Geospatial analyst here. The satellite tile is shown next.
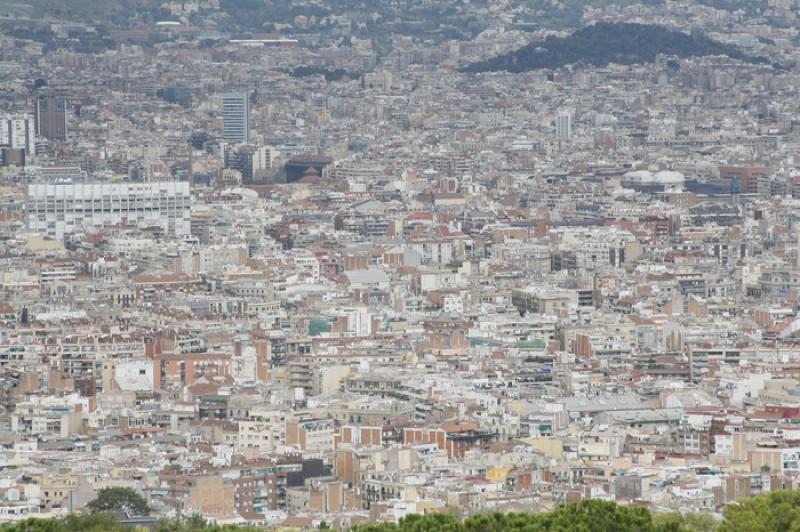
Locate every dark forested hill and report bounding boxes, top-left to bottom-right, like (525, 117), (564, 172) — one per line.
(463, 22), (766, 73)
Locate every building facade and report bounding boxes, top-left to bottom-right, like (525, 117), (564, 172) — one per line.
(222, 92), (250, 144)
(26, 181), (191, 240)
(35, 97), (68, 141)
(0, 115), (36, 157)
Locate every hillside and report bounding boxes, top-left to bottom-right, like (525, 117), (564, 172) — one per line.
(463, 22), (766, 73)
(6, 0), (161, 26)
(5, 0), (488, 39)
(3, 0), (489, 55)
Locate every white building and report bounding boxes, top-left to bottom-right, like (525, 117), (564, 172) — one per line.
(26, 181), (191, 240)
(252, 146), (280, 179)
(339, 306), (372, 337)
(443, 294), (464, 314)
(222, 92), (250, 144)
(556, 109), (573, 141)
(112, 359), (155, 391)
(0, 115), (36, 157)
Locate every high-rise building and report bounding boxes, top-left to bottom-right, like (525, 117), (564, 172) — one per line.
(222, 92), (250, 144)
(0, 115), (36, 157)
(26, 181), (191, 240)
(35, 97), (68, 141)
(556, 109), (573, 141)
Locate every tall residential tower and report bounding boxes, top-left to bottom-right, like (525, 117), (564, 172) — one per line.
(556, 109), (573, 141)
(222, 92), (250, 144)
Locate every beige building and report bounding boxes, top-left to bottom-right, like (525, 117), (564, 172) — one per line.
(237, 406), (286, 452)
(185, 476), (236, 518)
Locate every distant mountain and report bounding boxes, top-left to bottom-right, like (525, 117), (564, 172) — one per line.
(463, 22), (768, 73)
(4, 0), (489, 53)
(8, 0), (160, 25)
(0, 0), (162, 53)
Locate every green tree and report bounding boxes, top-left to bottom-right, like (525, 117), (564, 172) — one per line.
(0, 517), (66, 532)
(152, 514), (266, 532)
(62, 513), (127, 532)
(544, 500), (658, 532)
(351, 513), (465, 532)
(464, 512), (549, 532)
(85, 487), (150, 516)
(720, 491), (800, 532)
(351, 524), (400, 532)
(352, 502), (701, 532)
(154, 514), (209, 532)
(653, 512), (718, 532)
(0, 513), (128, 532)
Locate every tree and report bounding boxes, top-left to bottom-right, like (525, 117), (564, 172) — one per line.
(85, 487), (150, 516)
(354, 504), (662, 532)
(653, 512), (718, 532)
(720, 491), (800, 532)
(153, 515), (264, 532)
(0, 513), (127, 532)
(0, 517), (66, 532)
(401, 513), (463, 531)
(464, 512), (546, 532)
(352, 502), (710, 532)
(351, 524), (401, 532)
(682, 513), (718, 532)
(154, 514), (208, 532)
(62, 513), (127, 532)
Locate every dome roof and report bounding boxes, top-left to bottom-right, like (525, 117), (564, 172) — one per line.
(623, 170), (654, 183)
(654, 170), (684, 183)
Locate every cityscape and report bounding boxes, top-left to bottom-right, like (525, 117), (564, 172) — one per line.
(3, 0), (800, 530)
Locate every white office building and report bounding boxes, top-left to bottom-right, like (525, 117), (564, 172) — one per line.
(26, 181), (191, 240)
(222, 92), (250, 144)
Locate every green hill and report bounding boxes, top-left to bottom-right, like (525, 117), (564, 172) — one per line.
(463, 22), (767, 73)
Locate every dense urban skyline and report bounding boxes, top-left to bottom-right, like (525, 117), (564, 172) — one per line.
(2, 0), (800, 530)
